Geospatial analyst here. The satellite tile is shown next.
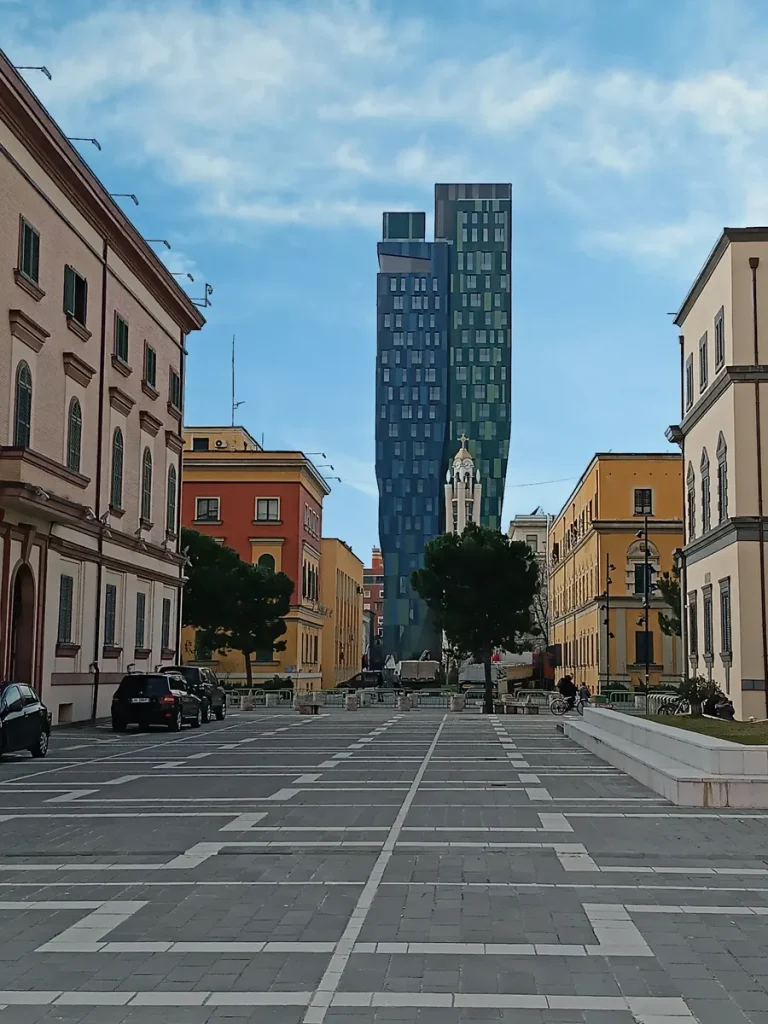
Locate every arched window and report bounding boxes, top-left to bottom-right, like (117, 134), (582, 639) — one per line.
(687, 462), (696, 541)
(258, 553), (276, 572)
(110, 429), (124, 509)
(141, 448), (153, 523)
(14, 362), (32, 448)
(166, 464), (177, 534)
(66, 398), (82, 473)
(700, 449), (710, 534)
(717, 432), (728, 522)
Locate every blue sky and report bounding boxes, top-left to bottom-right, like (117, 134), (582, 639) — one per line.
(5, 0), (768, 562)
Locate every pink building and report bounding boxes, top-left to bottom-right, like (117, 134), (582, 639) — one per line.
(0, 53), (204, 722)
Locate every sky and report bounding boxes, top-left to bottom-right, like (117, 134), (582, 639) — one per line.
(5, 0), (768, 563)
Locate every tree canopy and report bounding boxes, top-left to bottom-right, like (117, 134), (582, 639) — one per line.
(656, 563), (682, 638)
(181, 527), (293, 685)
(411, 523), (540, 712)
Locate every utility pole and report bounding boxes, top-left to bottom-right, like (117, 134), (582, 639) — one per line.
(601, 553), (615, 695)
(644, 511), (651, 702)
(231, 335), (244, 427)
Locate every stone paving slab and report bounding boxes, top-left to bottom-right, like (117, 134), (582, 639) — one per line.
(3, 710), (768, 1021)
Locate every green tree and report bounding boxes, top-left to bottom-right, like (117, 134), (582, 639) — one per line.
(181, 527), (294, 686)
(656, 563), (682, 638)
(411, 523), (540, 714)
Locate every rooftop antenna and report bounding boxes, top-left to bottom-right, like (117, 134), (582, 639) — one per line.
(231, 335), (244, 427)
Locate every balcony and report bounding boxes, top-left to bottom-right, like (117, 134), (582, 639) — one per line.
(0, 446), (90, 517)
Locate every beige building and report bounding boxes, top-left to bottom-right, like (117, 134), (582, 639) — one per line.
(508, 511), (551, 646)
(444, 435), (482, 534)
(669, 227), (768, 720)
(320, 538), (364, 688)
(549, 454), (683, 692)
(0, 53), (205, 722)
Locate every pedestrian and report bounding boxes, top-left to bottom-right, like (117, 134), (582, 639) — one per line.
(578, 682), (591, 705)
(557, 675), (578, 711)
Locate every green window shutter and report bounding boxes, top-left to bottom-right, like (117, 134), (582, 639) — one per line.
(63, 265), (75, 315)
(31, 228), (40, 283)
(67, 400), (82, 472)
(57, 575), (74, 643)
(135, 592), (146, 649)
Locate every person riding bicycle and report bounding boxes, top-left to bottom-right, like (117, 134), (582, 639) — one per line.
(557, 675), (578, 711)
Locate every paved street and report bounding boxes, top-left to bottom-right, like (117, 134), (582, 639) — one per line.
(1, 711), (768, 1022)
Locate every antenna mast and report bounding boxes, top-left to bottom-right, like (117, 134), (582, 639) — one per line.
(231, 335), (245, 426)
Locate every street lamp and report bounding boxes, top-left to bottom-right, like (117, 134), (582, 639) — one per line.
(599, 556), (616, 694)
(110, 193), (139, 205)
(146, 239), (171, 249)
(67, 137), (101, 150)
(636, 510), (657, 709)
(14, 66), (52, 79)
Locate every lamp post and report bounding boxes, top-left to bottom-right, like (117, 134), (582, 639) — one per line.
(636, 508), (656, 710)
(600, 555), (616, 695)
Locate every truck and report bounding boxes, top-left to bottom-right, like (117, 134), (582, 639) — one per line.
(396, 660), (441, 690)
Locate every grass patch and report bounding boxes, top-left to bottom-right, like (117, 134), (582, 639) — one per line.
(645, 715), (768, 745)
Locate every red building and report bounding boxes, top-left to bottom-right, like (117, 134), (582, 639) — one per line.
(363, 546), (384, 640)
(181, 427), (330, 688)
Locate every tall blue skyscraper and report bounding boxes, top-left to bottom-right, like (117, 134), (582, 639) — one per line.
(375, 185), (512, 661)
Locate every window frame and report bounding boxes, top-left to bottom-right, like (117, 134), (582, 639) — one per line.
(66, 397), (82, 473)
(14, 361), (32, 449)
(717, 432), (728, 523)
(103, 583), (118, 648)
(143, 343), (157, 389)
(18, 217), (41, 285)
(256, 497), (280, 522)
(63, 265), (88, 326)
(114, 313), (129, 363)
(57, 574), (74, 645)
(161, 597), (172, 651)
(703, 585), (714, 657)
(699, 331), (708, 392)
(688, 591), (698, 656)
(110, 428), (124, 510)
(633, 487), (653, 516)
(719, 577), (732, 655)
(714, 306), (725, 370)
(166, 464), (177, 535)
(685, 354), (694, 410)
(140, 447), (153, 524)
(195, 496), (220, 523)
(169, 368), (182, 410)
(135, 591), (147, 651)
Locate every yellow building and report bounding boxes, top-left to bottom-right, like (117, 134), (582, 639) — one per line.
(180, 426), (330, 690)
(320, 538), (364, 688)
(549, 453), (683, 692)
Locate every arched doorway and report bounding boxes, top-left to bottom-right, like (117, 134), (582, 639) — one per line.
(9, 564), (35, 683)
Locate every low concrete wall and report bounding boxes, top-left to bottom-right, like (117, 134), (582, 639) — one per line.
(564, 708), (768, 808)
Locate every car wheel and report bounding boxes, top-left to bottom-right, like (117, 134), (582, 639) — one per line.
(112, 718), (127, 732)
(201, 704), (210, 724)
(30, 729), (49, 758)
(169, 709), (182, 732)
(215, 703), (226, 721)
(191, 706), (202, 729)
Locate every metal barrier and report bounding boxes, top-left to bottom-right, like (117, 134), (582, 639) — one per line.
(512, 689), (552, 706)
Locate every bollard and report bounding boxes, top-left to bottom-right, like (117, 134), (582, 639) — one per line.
(396, 693), (411, 711)
(265, 693), (278, 708)
(360, 689), (373, 707)
(345, 693), (359, 711)
(450, 694), (465, 713)
(242, 692), (254, 712)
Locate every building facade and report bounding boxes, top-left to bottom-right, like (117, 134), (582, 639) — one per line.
(180, 427), (330, 689)
(375, 184), (512, 661)
(363, 546), (383, 638)
(548, 454), (683, 692)
(668, 228), (768, 720)
(320, 538), (364, 688)
(0, 53), (204, 724)
(508, 511), (551, 656)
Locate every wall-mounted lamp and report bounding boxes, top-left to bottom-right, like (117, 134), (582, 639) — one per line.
(146, 239), (171, 249)
(67, 137), (101, 150)
(110, 193), (139, 206)
(14, 65), (51, 79)
(192, 283), (213, 308)
(324, 476), (342, 483)
(171, 272), (195, 282)
(307, 452), (327, 458)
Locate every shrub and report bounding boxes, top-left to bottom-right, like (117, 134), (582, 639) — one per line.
(679, 675), (718, 715)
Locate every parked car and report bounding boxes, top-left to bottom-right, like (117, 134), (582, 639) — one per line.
(335, 670), (384, 691)
(111, 674), (201, 732)
(159, 665), (226, 722)
(0, 682), (51, 758)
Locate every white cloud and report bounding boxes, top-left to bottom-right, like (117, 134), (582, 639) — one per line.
(9, 0), (768, 266)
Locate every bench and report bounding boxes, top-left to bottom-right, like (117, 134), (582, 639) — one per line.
(494, 699), (539, 715)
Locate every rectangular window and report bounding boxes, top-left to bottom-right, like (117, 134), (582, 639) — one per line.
(634, 631), (654, 665)
(634, 488), (653, 515)
(525, 534), (538, 552)
(64, 265), (88, 326)
(703, 587), (713, 656)
(685, 355), (693, 409)
(143, 344), (157, 388)
(715, 307), (725, 369)
(169, 369), (182, 410)
(19, 218), (40, 284)
(57, 574), (74, 644)
(135, 592), (146, 650)
(699, 332), (708, 391)
(114, 314), (129, 362)
(161, 597), (172, 650)
(389, 277), (397, 292)
(634, 563), (652, 595)
(256, 498), (280, 521)
(195, 497), (220, 522)
(719, 578), (732, 654)
(428, 386), (441, 400)
(191, 436), (209, 451)
(688, 592), (698, 656)
(104, 584), (117, 647)
(702, 473), (711, 533)
(383, 314), (391, 328)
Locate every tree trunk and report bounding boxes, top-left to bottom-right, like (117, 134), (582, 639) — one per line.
(483, 653), (494, 715)
(244, 652), (253, 690)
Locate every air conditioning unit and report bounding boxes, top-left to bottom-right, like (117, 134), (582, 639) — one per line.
(215, 439), (226, 449)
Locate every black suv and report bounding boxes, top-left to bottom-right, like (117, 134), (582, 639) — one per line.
(112, 674), (202, 732)
(0, 682), (51, 758)
(160, 666), (226, 723)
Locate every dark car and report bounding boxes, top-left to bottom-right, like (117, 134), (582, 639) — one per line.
(111, 674), (201, 732)
(0, 682), (51, 758)
(159, 665), (226, 722)
(335, 670), (385, 691)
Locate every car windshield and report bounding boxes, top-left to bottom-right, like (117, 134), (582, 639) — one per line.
(163, 667), (198, 684)
(116, 677), (170, 698)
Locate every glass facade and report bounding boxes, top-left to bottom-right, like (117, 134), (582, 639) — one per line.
(375, 185), (512, 661)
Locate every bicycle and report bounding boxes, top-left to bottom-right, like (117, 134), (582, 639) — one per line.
(656, 695), (691, 716)
(550, 696), (587, 716)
